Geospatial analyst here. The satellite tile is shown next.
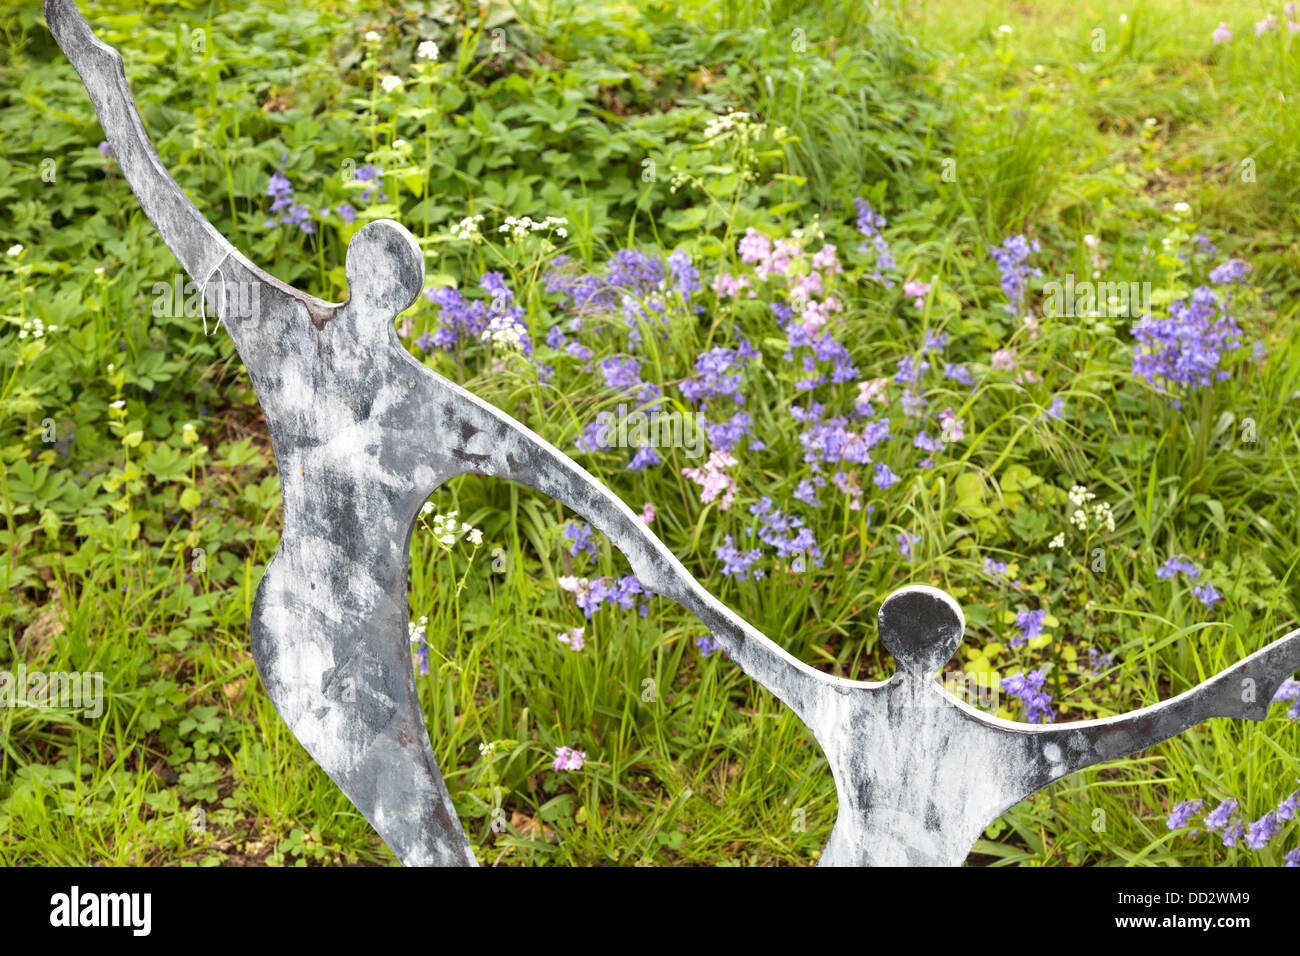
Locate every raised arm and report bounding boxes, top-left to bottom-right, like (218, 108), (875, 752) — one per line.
(44, 0), (333, 346)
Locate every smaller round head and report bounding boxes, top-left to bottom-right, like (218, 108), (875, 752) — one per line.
(878, 585), (965, 676)
(343, 219), (425, 321)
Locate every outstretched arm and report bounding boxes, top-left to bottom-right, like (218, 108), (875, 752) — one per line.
(983, 627), (1300, 789)
(413, 363), (830, 718)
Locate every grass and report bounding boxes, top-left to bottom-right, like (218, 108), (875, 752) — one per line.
(1, 0), (1298, 867)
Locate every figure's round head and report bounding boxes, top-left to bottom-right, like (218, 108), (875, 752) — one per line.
(343, 219), (425, 320)
(878, 585), (965, 676)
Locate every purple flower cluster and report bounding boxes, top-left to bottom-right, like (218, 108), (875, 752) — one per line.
(422, 272), (532, 357)
(563, 520), (598, 564)
(1156, 554), (1221, 607)
(1000, 669), (1055, 723)
(1208, 258), (1249, 286)
(696, 633), (722, 656)
(717, 534), (764, 580)
(1131, 286), (1243, 408)
(546, 248), (699, 348)
(1010, 608), (1048, 649)
(990, 235), (1042, 315)
(853, 198), (896, 286)
(1157, 554), (1200, 579)
(680, 342), (758, 409)
(1168, 783), (1300, 856)
(264, 158), (316, 234)
(1273, 677), (1300, 720)
(559, 574), (649, 619)
(897, 531), (920, 562)
(748, 497), (824, 567)
(1166, 799), (1204, 830)
(1087, 647), (1116, 675)
(793, 402), (891, 474)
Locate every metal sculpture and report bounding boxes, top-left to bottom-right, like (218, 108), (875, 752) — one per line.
(45, 0), (1300, 867)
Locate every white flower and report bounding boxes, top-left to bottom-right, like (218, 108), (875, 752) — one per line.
(1173, 201), (1191, 215)
(997, 24), (1013, 35)
(450, 214), (485, 243)
(703, 110), (765, 144)
(1067, 484), (1095, 507)
(498, 214), (568, 242)
(364, 30), (381, 44)
(478, 741), (496, 756)
(480, 314), (526, 351)
(467, 528), (483, 546)
(421, 502), (435, 515)
(1070, 508), (1089, 530)
(109, 399), (126, 409)
(1092, 501), (1116, 533)
(6, 244), (22, 257)
(380, 75), (403, 94)
(1032, 64), (1045, 74)
(557, 626), (586, 651)
(392, 139), (408, 150)
(417, 40), (439, 61)
(94, 266), (105, 276)
(1048, 532), (1066, 549)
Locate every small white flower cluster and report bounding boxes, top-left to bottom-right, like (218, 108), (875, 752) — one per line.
(7, 244), (23, 257)
(1067, 484), (1095, 507)
(408, 615), (428, 644)
(417, 40), (439, 61)
(480, 314), (528, 352)
(1062, 484), (1116, 534)
(18, 318), (57, 339)
(450, 214), (485, 243)
(498, 215), (568, 241)
(478, 741), (496, 756)
(364, 30), (382, 44)
(1048, 532), (1066, 549)
(380, 74), (403, 94)
(420, 505), (484, 548)
(703, 109), (765, 144)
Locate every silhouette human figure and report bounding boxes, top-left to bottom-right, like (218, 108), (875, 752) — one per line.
(47, 0), (1300, 868)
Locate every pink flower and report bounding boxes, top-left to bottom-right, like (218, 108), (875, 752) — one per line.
(756, 238), (797, 280)
(798, 295), (842, 336)
(790, 270), (825, 302)
(1287, 2), (1297, 18)
(557, 575), (590, 597)
(711, 271), (743, 298)
(738, 228), (772, 265)
(681, 451), (739, 510)
(857, 377), (889, 405)
(1255, 16), (1278, 34)
(1211, 21), (1231, 42)
(938, 407), (965, 443)
(552, 746), (586, 772)
(811, 243), (843, 274)
(991, 348), (1017, 371)
(639, 502), (656, 524)
(902, 279), (931, 309)
(557, 626), (586, 651)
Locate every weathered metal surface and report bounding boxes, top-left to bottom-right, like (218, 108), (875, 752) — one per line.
(46, 0), (1300, 868)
